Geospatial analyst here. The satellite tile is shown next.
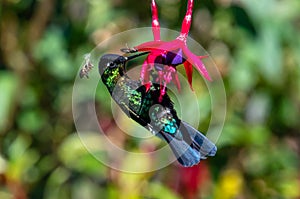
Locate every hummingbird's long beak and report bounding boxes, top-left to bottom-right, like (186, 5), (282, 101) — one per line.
(125, 51), (149, 61)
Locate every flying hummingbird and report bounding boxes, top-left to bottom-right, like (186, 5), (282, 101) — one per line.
(88, 52), (217, 167)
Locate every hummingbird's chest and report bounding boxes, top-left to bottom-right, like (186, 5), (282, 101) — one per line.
(111, 76), (155, 121)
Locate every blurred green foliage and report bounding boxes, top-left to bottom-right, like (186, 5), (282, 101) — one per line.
(0, 0), (300, 199)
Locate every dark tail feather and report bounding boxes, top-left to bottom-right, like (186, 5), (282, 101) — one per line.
(181, 121), (217, 158)
(157, 121), (217, 167)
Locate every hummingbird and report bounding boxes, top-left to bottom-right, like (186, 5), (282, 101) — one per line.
(94, 52), (217, 167)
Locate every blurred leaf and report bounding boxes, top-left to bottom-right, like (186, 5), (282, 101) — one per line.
(217, 121), (243, 147)
(0, 192), (13, 199)
(219, 121), (271, 147)
(117, 151), (153, 199)
(120, 149), (152, 173)
(17, 108), (47, 133)
(258, 24), (282, 84)
(279, 179), (300, 198)
(86, 0), (112, 32)
(58, 133), (107, 176)
(44, 167), (71, 199)
(37, 155), (57, 175)
(0, 154), (7, 174)
(107, 185), (119, 199)
(72, 179), (101, 199)
(33, 27), (75, 80)
(243, 140), (299, 190)
(6, 135), (40, 182)
(243, 147), (269, 176)
(19, 86), (38, 107)
(278, 97), (298, 127)
(230, 42), (258, 92)
(54, 85), (73, 115)
(7, 134), (31, 160)
(247, 126), (270, 146)
(146, 182), (181, 199)
(0, 72), (18, 132)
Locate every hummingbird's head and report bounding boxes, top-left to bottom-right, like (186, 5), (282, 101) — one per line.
(98, 54), (127, 76)
(98, 52), (149, 76)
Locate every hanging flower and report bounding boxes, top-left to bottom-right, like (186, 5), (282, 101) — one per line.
(122, 0), (211, 101)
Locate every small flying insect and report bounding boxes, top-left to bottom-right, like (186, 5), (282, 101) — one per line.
(79, 54), (94, 79)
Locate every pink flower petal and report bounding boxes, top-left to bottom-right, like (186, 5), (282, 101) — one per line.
(157, 39), (182, 52)
(183, 61), (193, 90)
(172, 71), (181, 92)
(182, 46), (211, 81)
(135, 41), (167, 51)
(140, 59), (150, 84)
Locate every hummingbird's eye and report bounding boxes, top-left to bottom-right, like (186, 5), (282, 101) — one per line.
(105, 62), (113, 67)
(108, 62), (117, 67)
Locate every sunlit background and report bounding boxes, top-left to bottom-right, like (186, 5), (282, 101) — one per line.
(1, 0), (300, 198)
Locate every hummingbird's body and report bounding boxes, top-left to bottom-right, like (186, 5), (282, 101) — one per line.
(98, 53), (216, 167)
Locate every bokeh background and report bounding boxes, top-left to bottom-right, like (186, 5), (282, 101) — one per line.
(1, 0), (300, 198)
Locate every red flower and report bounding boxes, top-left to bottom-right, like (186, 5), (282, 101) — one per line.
(165, 163), (212, 199)
(123, 0), (211, 101)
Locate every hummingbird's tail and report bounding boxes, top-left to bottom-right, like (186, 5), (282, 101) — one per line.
(159, 121), (217, 167)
